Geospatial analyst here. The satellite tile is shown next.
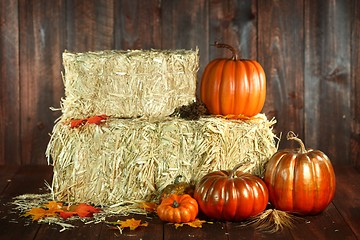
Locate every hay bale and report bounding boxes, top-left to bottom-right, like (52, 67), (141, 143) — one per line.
(46, 114), (277, 209)
(61, 49), (199, 119)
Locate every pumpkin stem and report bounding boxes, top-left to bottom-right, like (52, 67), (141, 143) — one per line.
(212, 41), (239, 60)
(286, 131), (307, 153)
(229, 163), (245, 178)
(174, 175), (183, 184)
(172, 200), (179, 208)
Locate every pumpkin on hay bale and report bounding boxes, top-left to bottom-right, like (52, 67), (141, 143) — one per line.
(200, 42), (266, 118)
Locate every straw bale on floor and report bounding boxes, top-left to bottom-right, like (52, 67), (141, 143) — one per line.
(46, 114), (277, 210)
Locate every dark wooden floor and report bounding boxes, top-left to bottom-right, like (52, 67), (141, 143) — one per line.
(0, 165), (359, 240)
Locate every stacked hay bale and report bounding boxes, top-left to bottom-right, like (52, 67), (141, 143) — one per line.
(60, 49), (199, 119)
(46, 48), (277, 211)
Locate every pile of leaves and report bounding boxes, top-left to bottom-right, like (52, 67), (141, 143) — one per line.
(23, 201), (100, 221)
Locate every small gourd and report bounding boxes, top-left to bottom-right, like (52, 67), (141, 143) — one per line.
(160, 175), (194, 202)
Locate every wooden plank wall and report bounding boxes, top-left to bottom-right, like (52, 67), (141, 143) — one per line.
(1, 0), (359, 167)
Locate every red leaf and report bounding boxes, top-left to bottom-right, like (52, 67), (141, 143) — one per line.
(87, 115), (109, 125)
(60, 203), (100, 219)
(74, 203), (100, 218)
(59, 211), (75, 220)
(70, 119), (87, 128)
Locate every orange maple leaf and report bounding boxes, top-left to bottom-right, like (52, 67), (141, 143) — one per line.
(60, 203), (100, 219)
(108, 218), (148, 231)
(44, 201), (63, 211)
(23, 207), (48, 221)
(137, 201), (158, 213)
(173, 219), (211, 229)
(23, 201), (63, 221)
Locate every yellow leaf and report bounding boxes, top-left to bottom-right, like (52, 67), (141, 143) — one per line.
(173, 219), (210, 229)
(23, 201), (64, 221)
(137, 201), (158, 213)
(187, 219), (208, 228)
(114, 218), (148, 231)
(23, 207), (48, 221)
(44, 201), (63, 214)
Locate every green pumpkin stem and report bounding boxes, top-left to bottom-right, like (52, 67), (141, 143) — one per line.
(286, 131), (307, 153)
(212, 41), (239, 61)
(172, 200), (179, 208)
(174, 175), (183, 184)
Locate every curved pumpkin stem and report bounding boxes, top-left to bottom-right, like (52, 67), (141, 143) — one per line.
(212, 41), (239, 60)
(286, 131), (307, 153)
(229, 163), (245, 178)
(172, 200), (179, 208)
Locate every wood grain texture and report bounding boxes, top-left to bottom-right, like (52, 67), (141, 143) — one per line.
(0, 166), (19, 194)
(114, 0), (162, 50)
(36, 219), (103, 240)
(163, 220), (227, 240)
(304, 0), (352, 165)
(100, 215), (164, 240)
(66, 0), (115, 52)
(1, 166), (359, 239)
(0, 0), (20, 165)
(258, 0), (304, 149)
(0, 166), (52, 240)
(331, 166), (360, 237)
(289, 203), (357, 239)
(351, 0), (360, 167)
(209, 0), (257, 60)
(0, 0), (359, 166)
(226, 222), (293, 240)
(18, 0), (65, 165)
(161, 0), (208, 50)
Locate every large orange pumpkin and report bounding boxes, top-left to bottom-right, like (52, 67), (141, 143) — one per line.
(200, 42), (266, 117)
(264, 132), (336, 215)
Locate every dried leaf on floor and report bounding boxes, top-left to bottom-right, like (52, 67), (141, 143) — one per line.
(107, 218), (149, 231)
(173, 219), (211, 229)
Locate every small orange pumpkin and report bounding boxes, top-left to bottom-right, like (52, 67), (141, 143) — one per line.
(157, 194), (198, 223)
(200, 42), (266, 118)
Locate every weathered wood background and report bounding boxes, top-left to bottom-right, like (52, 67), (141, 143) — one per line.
(1, 0), (359, 167)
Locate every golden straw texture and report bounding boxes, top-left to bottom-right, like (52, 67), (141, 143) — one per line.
(61, 49), (199, 119)
(46, 114), (277, 211)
